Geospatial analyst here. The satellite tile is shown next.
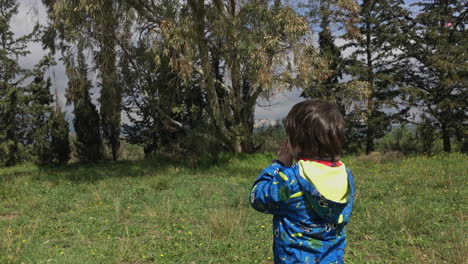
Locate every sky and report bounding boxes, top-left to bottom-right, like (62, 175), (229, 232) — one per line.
(12, 0), (421, 125)
(13, 0), (74, 120)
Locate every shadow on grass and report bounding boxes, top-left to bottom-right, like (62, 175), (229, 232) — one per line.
(0, 164), (39, 183)
(34, 154), (179, 183)
(31, 152), (273, 183)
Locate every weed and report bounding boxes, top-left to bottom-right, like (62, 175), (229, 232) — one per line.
(207, 206), (245, 238)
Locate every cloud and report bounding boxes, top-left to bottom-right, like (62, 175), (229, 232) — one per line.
(13, 0), (48, 69)
(11, 1), (77, 130)
(255, 89), (304, 121)
(11, 0), (46, 36)
(335, 37), (355, 58)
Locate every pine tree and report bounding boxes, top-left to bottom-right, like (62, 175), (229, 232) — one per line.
(66, 43), (103, 163)
(20, 55), (60, 165)
(42, 0), (124, 160)
(303, 2), (345, 114)
(397, 0), (467, 152)
(344, 0), (409, 154)
(96, 1), (121, 161)
(28, 75), (53, 164)
(18, 54), (71, 166)
(28, 76), (71, 166)
(49, 89), (71, 165)
(0, 0), (37, 166)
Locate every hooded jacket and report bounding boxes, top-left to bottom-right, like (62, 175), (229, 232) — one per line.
(250, 159), (355, 264)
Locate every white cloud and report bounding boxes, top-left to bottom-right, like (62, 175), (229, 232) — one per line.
(255, 89), (304, 121)
(335, 37), (355, 58)
(11, 0), (44, 34)
(13, 0), (48, 69)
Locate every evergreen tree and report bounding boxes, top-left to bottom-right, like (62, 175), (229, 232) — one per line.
(416, 114), (436, 154)
(21, 56), (61, 165)
(96, 1), (121, 161)
(0, 0), (37, 166)
(66, 43), (103, 163)
(28, 75), (53, 164)
(49, 90), (71, 165)
(397, 0), (467, 152)
(28, 74), (71, 166)
(42, 0), (124, 160)
(302, 2), (345, 114)
(344, 0), (409, 154)
(121, 29), (206, 156)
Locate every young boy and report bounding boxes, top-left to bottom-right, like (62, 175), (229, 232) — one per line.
(250, 99), (354, 264)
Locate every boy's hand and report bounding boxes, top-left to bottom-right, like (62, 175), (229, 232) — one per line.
(277, 140), (293, 167)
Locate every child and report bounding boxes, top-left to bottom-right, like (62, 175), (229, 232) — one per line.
(250, 99), (355, 264)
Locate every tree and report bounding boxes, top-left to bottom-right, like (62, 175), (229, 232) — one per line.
(27, 74), (53, 164)
(65, 43), (103, 163)
(416, 114), (436, 154)
(43, 0), (361, 155)
(0, 0), (38, 166)
(344, 0), (409, 154)
(19, 55), (68, 165)
(126, 0), (313, 153)
(29, 77), (71, 166)
(42, 0), (123, 160)
(301, 1), (346, 115)
(397, 0), (467, 152)
(120, 28), (206, 156)
(95, 1), (121, 161)
(49, 91), (71, 165)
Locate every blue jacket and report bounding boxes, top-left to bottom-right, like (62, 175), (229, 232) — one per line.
(250, 160), (355, 264)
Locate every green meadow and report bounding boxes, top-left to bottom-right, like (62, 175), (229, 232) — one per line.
(0, 153), (466, 263)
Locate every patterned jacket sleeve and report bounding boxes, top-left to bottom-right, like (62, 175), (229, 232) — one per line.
(250, 161), (293, 215)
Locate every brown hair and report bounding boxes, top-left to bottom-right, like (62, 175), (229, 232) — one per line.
(284, 99), (344, 161)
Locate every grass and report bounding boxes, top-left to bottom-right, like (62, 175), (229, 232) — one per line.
(0, 153), (466, 263)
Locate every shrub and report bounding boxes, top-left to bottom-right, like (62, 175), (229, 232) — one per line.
(377, 125), (418, 154)
(253, 121), (286, 153)
(415, 115), (436, 154)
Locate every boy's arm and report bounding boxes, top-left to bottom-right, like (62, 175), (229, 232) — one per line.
(249, 160), (293, 215)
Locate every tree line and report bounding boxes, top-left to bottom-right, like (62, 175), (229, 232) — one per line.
(0, 0), (466, 167)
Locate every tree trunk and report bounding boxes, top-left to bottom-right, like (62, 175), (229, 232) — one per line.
(461, 138), (468, 154)
(4, 91), (20, 167)
(240, 78), (256, 153)
(441, 122), (451, 152)
(240, 110), (255, 153)
(189, 0), (234, 151)
(365, 125), (374, 154)
(98, 1), (121, 161)
(365, 19), (375, 155)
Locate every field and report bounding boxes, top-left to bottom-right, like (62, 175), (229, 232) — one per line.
(0, 153), (466, 263)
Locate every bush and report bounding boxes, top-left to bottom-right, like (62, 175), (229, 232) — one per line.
(179, 125), (227, 165)
(377, 125), (418, 155)
(355, 151), (406, 163)
(415, 115), (436, 154)
(253, 122), (286, 153)
(118, 141), (145, 160)
(49, 110), (71, 165)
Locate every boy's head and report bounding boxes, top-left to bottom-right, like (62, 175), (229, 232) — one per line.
(284, 99), (344, 161)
